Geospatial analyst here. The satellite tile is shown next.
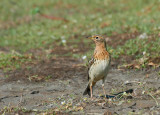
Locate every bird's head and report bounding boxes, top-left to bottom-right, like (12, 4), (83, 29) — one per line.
(88, 35), (105, 45)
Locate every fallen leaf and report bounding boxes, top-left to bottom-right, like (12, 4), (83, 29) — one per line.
(148, 62), (156, 66)
(135, 65), (140, 69)
(75, 106), (83, 111)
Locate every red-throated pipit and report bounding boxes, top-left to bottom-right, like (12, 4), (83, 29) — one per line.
(83, 35), (111, 98)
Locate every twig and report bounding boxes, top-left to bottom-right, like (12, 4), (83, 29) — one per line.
(148, 93), (159, 106)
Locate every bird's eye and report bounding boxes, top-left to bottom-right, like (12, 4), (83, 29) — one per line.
(95, 37), (99, 39)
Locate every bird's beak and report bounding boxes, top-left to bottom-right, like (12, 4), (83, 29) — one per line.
(87, 36), (93, 40)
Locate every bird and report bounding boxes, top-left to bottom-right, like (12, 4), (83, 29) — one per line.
(83, 35), (111, 98)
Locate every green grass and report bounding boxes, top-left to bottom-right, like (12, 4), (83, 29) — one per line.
(0, 0), (160, 70)
(111, 36), (160, 59)
(0, 51), (32, 71)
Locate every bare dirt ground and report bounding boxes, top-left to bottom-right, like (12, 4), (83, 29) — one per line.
(0, 57), (160, 114)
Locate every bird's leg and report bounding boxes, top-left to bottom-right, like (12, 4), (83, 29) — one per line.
(90, 84), (93, 98)
(102, 79), (106, 98)
(102, 84), (106, 97)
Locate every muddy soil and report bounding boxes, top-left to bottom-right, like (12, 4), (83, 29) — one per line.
(0, 58), (160, 114)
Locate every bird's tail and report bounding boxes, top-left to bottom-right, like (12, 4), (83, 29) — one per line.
(83, 84), (91, 96)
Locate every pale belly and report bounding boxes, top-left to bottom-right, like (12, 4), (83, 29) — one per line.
(89, 60), (110, 81)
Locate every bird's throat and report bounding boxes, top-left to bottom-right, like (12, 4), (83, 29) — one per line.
(94, 42), (106, 53)
(94, 43), (109, 60)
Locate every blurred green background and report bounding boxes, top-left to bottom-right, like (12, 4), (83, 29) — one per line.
(0, 0), (160, 70)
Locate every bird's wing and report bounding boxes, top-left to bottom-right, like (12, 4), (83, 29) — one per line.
(87, 57), (94, 80)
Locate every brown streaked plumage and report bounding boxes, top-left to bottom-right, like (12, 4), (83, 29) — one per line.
(83, 35), (111, 98)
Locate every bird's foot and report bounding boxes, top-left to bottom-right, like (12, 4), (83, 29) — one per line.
(90, 97), (97, 101)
